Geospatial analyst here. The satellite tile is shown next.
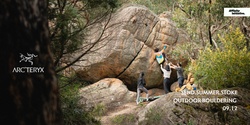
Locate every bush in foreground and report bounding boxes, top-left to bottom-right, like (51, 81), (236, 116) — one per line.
(191, 27), (250, 89)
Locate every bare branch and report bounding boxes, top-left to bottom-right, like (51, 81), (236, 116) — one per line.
(212, 39), (218, 49)
(56, 9), (114, 73)
(210, 20), (230, 35)
(175, 3), (192, 19)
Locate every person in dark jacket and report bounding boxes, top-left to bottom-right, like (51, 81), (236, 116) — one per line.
(136, 72), (149, 104)
(171, 62), (184, 88)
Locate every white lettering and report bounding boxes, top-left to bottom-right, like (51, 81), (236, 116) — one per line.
(173, 97), (237, 103)
(221, 90), (237, 95)
(12, 67), (44, 73)
(12, 67), (24, 73)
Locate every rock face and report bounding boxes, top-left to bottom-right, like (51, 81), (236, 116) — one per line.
(72, 5), (191, 90)
(79, 79), (250, 125)
(79, 78), (136, 111)
(79, 78), (165, 125)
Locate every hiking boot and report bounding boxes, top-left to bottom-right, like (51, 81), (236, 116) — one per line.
(136, 101), (139, 105)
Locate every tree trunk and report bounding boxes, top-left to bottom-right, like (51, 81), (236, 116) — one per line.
(208, 0), (213, 47)
(0, 0), (61, 125)
(241, 17), (250, 50)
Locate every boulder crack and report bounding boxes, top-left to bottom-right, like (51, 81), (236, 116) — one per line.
(116, 19), (159, 78)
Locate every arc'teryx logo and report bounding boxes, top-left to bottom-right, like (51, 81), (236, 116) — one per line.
(19, 53), (37, 65)
(12, 53), (44, 73)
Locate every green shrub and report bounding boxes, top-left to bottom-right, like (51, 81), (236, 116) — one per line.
(112, 114), (136, 125)
(59, 75), (100, 125)
(130, 0), (174, 14)
(143, 107), (163, 125)
(91, 103), (107, 117)
(169, 42), (201, 61)
(191, 27), (250, 89)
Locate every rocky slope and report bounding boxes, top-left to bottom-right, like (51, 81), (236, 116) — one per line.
(79, 78), (250, 125)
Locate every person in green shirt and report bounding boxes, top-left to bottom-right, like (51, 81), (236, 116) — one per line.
(152, 44), (168, 65)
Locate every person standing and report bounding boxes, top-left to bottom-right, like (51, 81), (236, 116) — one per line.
(171, 62), (184, 88)
(136, 72), (149, 104)
(160, 63), (174, 94)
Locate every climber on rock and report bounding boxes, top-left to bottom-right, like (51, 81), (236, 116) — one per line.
(151, 44), (168, 65)
(136, 72), (149, 104)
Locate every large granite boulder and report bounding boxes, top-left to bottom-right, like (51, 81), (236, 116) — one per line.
(71, 5), (191, 90)
(78, 78), (136, 111)
(78, 78), (165, 111)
